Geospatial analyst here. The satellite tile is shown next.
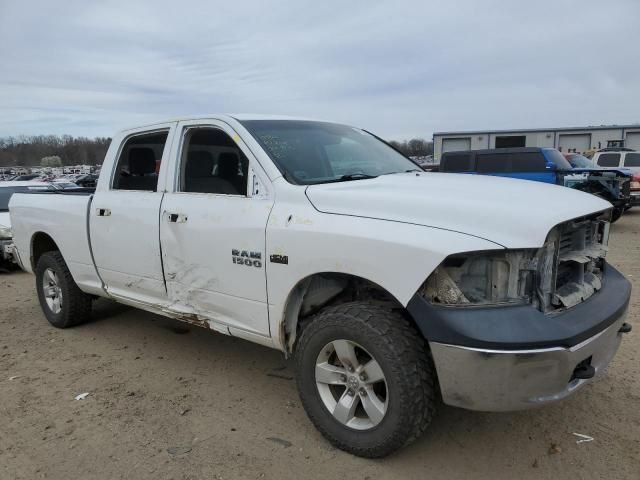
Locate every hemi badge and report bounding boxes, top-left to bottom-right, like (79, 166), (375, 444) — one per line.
(270, 254), (288, 265)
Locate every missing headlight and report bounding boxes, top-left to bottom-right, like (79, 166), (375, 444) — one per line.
(421, 250), (537, 306)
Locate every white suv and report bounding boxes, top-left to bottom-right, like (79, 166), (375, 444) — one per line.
(592, 150), (640, 173)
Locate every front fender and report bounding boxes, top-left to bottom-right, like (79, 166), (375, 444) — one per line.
(265, 195), (503, 349)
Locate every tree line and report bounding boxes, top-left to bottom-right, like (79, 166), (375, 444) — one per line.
(388, 138), (433, 157)
(0, 135), (111, 167)
(0, 133), (434, 168)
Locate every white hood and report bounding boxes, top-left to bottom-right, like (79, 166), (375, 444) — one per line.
(305, 172), (611, 248)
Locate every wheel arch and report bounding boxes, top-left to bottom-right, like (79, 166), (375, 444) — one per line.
(31, 231), (60, 271)
(279, 272), (407, 354)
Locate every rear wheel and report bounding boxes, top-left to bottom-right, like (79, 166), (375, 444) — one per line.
(35, 251), (92, 328)
(294, 301), (437, 458)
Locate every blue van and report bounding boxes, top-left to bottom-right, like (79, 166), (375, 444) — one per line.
(439, 147), (631, 221)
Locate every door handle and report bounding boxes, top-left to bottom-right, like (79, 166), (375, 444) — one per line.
(96, 208), (111, 217)
(167, 212), (188, 223)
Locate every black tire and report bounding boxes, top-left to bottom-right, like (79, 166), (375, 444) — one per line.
(294, 301), (437, 458)
(611, 207), (623, 223)
(35, 251), (92, 328)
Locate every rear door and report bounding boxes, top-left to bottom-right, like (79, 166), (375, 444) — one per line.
(159, 120), (274, 337)
(90, 125), (175, 304)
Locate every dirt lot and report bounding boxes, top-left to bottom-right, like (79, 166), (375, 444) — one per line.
(1, 211), (639, 480)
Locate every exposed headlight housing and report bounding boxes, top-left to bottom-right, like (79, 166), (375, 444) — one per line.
(420, 210), (611, 311)
(421, 250), (537, 307)
(0, 225), (11, 240)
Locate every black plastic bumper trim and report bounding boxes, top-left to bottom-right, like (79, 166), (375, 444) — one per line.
(407, 264), (631, 350)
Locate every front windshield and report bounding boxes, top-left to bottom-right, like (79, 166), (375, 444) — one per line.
(240, 120), (419, 184)
(567, 154), (594, 169)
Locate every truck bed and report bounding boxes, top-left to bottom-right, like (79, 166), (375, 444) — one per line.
(9, 191), (104, 296)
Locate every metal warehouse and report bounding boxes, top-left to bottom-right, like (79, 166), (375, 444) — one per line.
(433, 124), (640, 160)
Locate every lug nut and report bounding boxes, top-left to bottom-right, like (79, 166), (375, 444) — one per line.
(359, 374), (367, 381)
(347, 389), (354, 396)
(359, 388), (367, 396)
(340, 374), (347, 382)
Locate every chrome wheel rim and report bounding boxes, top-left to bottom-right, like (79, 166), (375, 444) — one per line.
(315, 339), (388, 430)
(42, 268), (63, 314)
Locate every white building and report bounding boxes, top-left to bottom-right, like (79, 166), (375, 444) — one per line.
(433, 124), (640, 160)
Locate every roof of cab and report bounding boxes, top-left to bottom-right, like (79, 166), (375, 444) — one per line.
(119, 113), (323, 133)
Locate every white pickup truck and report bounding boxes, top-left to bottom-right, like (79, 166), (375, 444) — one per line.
(9, 115), (632, 457)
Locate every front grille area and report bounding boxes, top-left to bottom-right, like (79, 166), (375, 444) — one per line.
(548, 214), (609, 310)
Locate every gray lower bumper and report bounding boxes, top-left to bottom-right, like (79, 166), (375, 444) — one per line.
(430, 312), (628, 411)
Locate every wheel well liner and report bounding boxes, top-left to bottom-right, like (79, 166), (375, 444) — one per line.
(281, 272), (404, 354)
(31, 232), (60, 270)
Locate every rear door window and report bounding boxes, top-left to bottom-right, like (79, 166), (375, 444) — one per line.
(441, 153), (474, 172)
(623, 153), (640, 167)
(112, 131), (169, 191)
(596, 153), (621, 167)
(476, 152), (546, 173)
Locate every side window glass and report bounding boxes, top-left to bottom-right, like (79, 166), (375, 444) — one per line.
(477, 153), (509, 173)
(477, 152), (546, 173)
(180, 128), (248, 195)
(441, 153), (474, 172)
(623, 153), (640, 167)
(112, 131), (168, 191)
(597, 153), (620, 167)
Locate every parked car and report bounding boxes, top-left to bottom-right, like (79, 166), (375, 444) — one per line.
(631, 173), (640, 208)
(9, 116), (632, 457)
(12, 173), (40, 181)
(440, 147), (632, 221)
(592, 150), (640, 173)
(0, 181), (53, 269)
(565, 153), (638, 209)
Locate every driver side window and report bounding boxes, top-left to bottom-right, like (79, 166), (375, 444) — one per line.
(179, 128), (248, 196)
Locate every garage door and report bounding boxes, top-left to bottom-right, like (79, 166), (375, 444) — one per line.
(558, 134), (590, 153)
(442, 137), (471, 153)
(625, 132), (640, 150)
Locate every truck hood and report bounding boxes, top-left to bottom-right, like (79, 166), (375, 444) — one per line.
(305, 172), (612, 248)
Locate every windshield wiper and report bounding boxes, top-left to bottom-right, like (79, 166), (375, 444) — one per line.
(340, 173), (378, 180)
(318, 173), (379, 184)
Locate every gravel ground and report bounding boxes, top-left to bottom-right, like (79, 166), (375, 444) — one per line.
(1, 210), (639, 480)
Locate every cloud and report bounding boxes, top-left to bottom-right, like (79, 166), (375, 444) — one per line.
(1, 0), (639, 139)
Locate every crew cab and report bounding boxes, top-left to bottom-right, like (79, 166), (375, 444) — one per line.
(440, 147), (632, 221)
(9, 116), (632, 458)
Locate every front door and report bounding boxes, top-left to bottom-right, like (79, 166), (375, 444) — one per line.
(159, 121), (274, 337)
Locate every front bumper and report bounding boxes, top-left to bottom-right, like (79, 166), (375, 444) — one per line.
(407, 265), (632, 411)
(430, 313), (627, 411)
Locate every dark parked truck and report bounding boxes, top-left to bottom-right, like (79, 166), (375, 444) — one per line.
(8, 116), (633, 457)
(440, 147), (632, 221)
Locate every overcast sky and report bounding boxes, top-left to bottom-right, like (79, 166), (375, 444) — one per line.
(1, 0), (639, 140)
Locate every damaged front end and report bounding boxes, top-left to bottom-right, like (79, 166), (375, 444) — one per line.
(421, 211), (611, 312)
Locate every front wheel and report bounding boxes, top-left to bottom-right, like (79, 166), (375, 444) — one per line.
(35, 251), (92, 328)
(294, 301), (437, 458)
